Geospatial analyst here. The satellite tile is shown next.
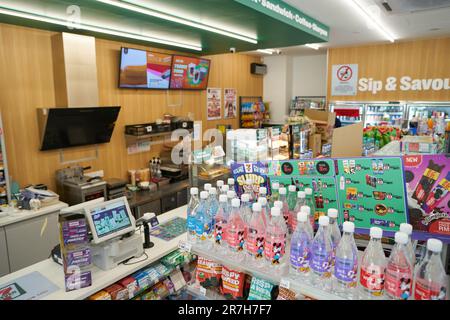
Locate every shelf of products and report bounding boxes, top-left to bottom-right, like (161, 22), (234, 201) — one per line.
(289, 97), (326, 118)
(240, 96), (270, 128)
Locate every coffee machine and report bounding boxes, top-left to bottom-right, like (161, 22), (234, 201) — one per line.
(55, 166), (107, 206)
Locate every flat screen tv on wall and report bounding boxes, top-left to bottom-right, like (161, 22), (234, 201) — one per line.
(169, 55), (211, 90)
(119, 47), (172, 89)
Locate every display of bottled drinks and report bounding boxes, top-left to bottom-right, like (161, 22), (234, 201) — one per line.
(186, 179), (448, 300)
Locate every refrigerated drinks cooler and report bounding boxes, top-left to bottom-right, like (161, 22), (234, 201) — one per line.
(407, 102), (450, 123)
(329, 102), (364, 127)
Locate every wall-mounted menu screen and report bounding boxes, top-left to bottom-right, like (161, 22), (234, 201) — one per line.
(119, 47), (172, 89)
(169, 55), (211, 90)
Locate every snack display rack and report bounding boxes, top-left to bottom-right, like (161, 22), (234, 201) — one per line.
(239, 96), (270, 128)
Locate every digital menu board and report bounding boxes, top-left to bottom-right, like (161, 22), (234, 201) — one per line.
(119, 47), (172, 89)
(170, 55), (211, 90)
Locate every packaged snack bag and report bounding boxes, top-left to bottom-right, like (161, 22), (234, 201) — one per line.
(247, 277), (274, 300)
(276, 287), (297, 300)
(220, 266), (246, 300)
(412, 160), (445, 204)
(195, 256), (222, 288)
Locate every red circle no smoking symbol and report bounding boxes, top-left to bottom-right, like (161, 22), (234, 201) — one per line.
(337, 66), (353, 82)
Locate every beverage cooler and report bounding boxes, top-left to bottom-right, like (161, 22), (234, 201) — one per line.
(329, 102), (364, 127)
(364, 102), (406, 128)
(407, 102), (450, 124)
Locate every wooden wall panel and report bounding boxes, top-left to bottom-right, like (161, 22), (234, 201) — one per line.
(327, 37), (450, 102)
(0, 23), (263, 191)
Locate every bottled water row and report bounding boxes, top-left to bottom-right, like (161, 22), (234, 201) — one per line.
(186, 179), (447, 300)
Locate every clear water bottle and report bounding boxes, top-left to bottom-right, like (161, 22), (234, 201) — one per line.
(327, 208), (342, 269)
(204, 183), (212, 193)
(399, 223), (415, 266)
(290, 211), (313, 280)
(187, 187), (199, 243)
(259, 187), (267, 198)
(226, 198), (246, 261)
(246, 202), (266, 268)
(207, 187), (219, 227)
(258, 197), (270, 227)
(240, 193), (253, 224)
(264, 207), (287, 269)
(227, 190), (236, 209)
(287, 185), (297, 229)
(227, 178), (235, 190)
(414, 238), (448, 300)
(244, 178), (256, 202)
(220, 184), (230, 196)
(310, 216), (333, 291)
(216, 180), (224, 194)
(333, 221), (358, 299)
(291, 191), (306, 233)
(300, 205), (314, 239)
(270, 182), (280, 206)
(304, 188), (316, 230)
(213, 194), (229, 251)
(195, 191), (213, 249)
(274, 201), (288, 232)
(278, 188), (291, 233)
(385, 232), (413, 300)
(359, 227), (386, 299)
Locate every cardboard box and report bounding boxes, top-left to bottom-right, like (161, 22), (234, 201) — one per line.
(305, 109), (336, 141)
(309, 134), (322, 157)
(331, 122), (364, 158)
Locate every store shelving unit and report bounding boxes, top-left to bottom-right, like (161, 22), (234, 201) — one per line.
(290, 96), (326, 118)
(185, 284), (226, 300)
(365, 103), (406, 128)
(239, 96), (270, 128)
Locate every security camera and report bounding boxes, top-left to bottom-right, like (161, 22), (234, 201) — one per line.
(229, 47), (236, 53)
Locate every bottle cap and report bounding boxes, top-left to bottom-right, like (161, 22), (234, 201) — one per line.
(298, 211), (308, 222)
(252, 203), (262, 212)
(216, 180), (224, 188)
(241, 194), (250, 202)
(370, 227), (383, 239)
(227, 190), (236, 199)
(327, 208), (338, 219)
(288, 185), (297, 192)
(427, 238), (443, 253)
(190, 187), (199, 195)
(200, 191), (209, 200)
(259, 187), (267, 195)
(399, 223), (413, 236)
(219, 195), (228, 203)
(271, 207), (281, 217)
(272, 182), (280, 190)
(395, 232), (408, 245)
(279, 187), (287, 195)
(297, 191), (306, 199)
(343, 221), (355, 233)
(209, 187), (217, 195)
(305, 188), (313, 195)
(318, 216), (329, 226)
(274, 201), (283, 209)
(204, 184), (212, 191)
(258, 197), (267, 206)
(300, 205), (310, 215)
(228, 178), (235, 185)
(231, 198), (240, 208)
(221, 185), (230, 192)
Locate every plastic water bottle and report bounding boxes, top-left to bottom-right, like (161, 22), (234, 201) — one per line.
(258, 197), (270, 227)
(333, 222), (359, 299)
(216, 180), (224, 193)
(399, 223), (415, 266)
(227, 190), (236, 209)
(227, 178), (235, 191)
(290, 211), (313, 280)
(246, 202), (266, 268)
(385, 232), (413, 300)
(264, 207), (287, 268)
(278, 188), (291, 233)
(270, 182), (280, 206)
(327, 208), (342, 269)
(240, 193), (253, 224)
(359, 227), (386, 299)
(259, 187), (267, 198)
(291, 191), (306, 232)
(244, 177), (256, 202)
(304, 188), (316, 230)
(195, 191), (213, 249)
(214, 195), (229, 250)
(414, 238), (448, 300)
(226, 198), (246, 261)
(187, 187), (199, 243)
(300, 205), (314, 239)
(287, 185), (297, 228)
(310, 216), (333, 290)
(207, 187), (219, 226)
(220, 184), (229, 196)
(204, 183), (212, 193)
(274, 201), (288, 232)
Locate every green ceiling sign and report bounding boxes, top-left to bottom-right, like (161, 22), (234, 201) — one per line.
(234, 0), (329, 41)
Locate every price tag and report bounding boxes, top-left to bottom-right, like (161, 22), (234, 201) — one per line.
(178, 241), (192, 253)
(280, 279), (290, 290)
(199, 287), (207, 296)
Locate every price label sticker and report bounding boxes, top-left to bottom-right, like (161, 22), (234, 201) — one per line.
(280, 279), (290, 290)
(178, 241), (192, 253)
(199, 287), (207, 296)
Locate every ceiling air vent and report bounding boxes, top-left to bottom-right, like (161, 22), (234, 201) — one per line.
(379, 0), (450, 14)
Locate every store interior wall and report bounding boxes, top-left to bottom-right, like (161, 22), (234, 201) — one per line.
(0, 23), (263, 191)
(292, 53), (328, 97)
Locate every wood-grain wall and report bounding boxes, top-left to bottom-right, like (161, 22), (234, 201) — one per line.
(327, 37), (450, 102)
(0, 23), (263, 190)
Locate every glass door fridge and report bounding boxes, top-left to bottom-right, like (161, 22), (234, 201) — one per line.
(407, 102), (450, 124)
(329, 102), (364, 127)
(364, 102), (406, 128)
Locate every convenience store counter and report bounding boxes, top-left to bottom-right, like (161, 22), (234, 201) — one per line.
(0, 205), (187, 300)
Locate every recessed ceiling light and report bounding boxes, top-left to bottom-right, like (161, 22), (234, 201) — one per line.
(257, 49), (274, 55)
(305, 43), (320, 50)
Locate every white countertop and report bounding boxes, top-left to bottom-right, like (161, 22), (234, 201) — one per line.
(0, 202), (69, 227)
(0, 205), (188, 300)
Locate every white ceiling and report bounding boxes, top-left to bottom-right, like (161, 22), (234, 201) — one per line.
(250, 0), (450, 56)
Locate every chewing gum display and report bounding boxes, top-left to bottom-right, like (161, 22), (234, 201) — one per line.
(195, 256), (222, 288)
(104, 284), (128, 300)
(118, 276), (139, 299)
(220, 266), (246, 300)
(247, 277), (274, 300)
(88, 290), (111, 300)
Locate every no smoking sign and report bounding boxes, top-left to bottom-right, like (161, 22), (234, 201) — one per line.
(337, 65), (353, 82)
(332, 64), (359, 96)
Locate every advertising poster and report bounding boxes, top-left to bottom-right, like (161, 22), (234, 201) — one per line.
(231, 162), (269, 198)
(207, 88), (222, 120)
(267, 159), (338, 223)
(335, 157), (408, 237)
(403, 155), (450, 242)
(170, 55), (210, 90)
(119, 48), (172, 89)
(0, 272), (58, 300)
(223, 88), (237, 119)
(331, 64), (358, 96)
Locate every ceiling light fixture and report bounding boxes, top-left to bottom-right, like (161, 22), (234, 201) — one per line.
(305, 43), (320, 50)
(257, 49), (274, 55)
(0, 6), (202, 51)
(348, 0), (396, 42)
(97, 0), (258, 44)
